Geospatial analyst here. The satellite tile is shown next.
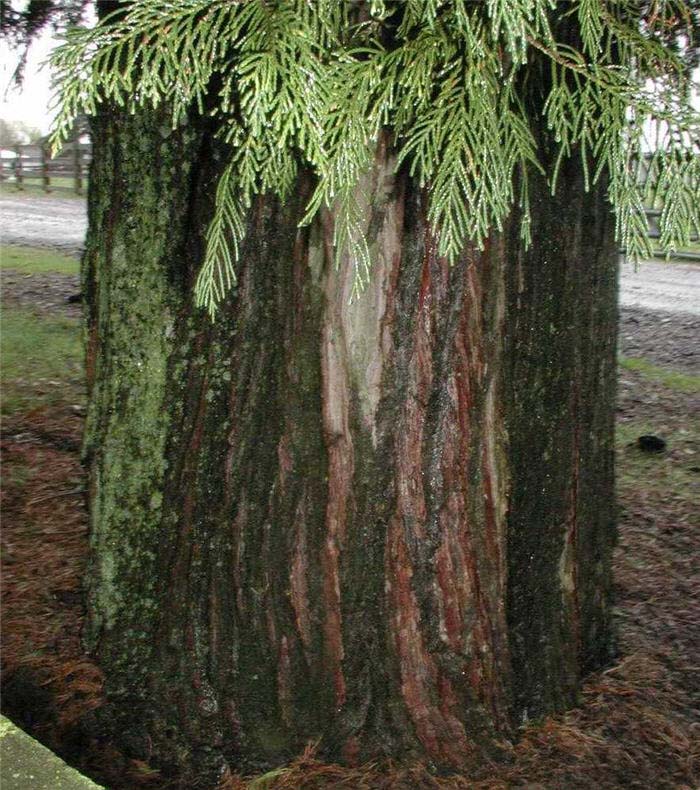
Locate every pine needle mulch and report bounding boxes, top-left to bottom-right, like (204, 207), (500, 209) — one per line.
(0, 409), (104, 754)
(1, 380), (698, 789)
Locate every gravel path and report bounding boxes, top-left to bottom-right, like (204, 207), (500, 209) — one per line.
(0, 194), (87, 257)
(619, 260), (700, 316)
(619, 307), (699, 372)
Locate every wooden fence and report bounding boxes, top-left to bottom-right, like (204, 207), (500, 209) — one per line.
(0, 142), (92, 195)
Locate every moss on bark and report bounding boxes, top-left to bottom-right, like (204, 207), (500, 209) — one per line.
(84, 112), (617, 786)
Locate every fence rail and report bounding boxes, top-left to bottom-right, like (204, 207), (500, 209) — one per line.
(0, 142), (92, 195)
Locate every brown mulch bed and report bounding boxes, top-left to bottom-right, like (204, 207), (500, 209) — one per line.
(0, 408), (104, 771)
(1, 324), (698, 788)
(0, 269), (82, 319)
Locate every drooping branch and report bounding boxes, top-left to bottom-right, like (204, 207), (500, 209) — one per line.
(46, 1), (699, 317)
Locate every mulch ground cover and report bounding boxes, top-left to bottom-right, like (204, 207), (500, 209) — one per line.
(1, 305), (698, 788)
(0, 269), (82, 319)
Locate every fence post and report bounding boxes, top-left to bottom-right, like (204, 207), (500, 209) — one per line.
(73, 143), (83, 195)
(14, 145), (23, 190)
(42, 143), (51, 192)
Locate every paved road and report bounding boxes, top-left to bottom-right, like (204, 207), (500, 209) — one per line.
(1, 193), (698, 315)
(1, 194), (88, 256)
(619, 260), (699, 316)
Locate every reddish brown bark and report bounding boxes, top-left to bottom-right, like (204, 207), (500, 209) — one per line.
(82, 114), (617, 787)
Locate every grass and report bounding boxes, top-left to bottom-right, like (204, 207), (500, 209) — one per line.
(1, 175), (87, 190)
(616, 419), (698, 493)
(619, 355), (700, 393)
(0, 245), (79, 275)
(0, 308), (83, 415)
(647, 237), (700, 257)
(0, 182), (87, 199)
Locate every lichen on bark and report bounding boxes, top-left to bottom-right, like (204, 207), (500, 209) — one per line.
(83, 113), (617, 786)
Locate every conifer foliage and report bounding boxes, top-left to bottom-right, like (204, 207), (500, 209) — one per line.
(50, 0), (699, 315)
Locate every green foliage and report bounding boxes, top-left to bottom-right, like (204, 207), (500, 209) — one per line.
(49, 0), (700, 315)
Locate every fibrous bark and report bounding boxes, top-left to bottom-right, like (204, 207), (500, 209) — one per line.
(82, 110), (617, 786)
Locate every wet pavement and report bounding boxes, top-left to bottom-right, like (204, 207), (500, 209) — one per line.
(619, 259), (699, 316)
(1, 193), (87, 257)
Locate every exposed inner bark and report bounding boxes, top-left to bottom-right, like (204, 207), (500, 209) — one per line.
(83, 112), (617, 786)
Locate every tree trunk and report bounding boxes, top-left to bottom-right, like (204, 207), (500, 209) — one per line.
(82, 108), (617, 786)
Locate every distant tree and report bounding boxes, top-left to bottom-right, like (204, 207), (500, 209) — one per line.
(0, 119), (43, 146)
(25, 0), (700, 786)
(0, 119), (21, 147)
(0, 0), (90, 150)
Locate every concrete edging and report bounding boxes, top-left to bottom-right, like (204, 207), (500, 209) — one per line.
(0, 716), (104, 790)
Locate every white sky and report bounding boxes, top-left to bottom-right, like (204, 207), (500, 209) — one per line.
(1, 0), (96, 135)
(1, 29), (59, 134)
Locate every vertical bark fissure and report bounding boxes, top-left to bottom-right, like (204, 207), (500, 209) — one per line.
(319, 232), (354, 708)
(84, 116), (617, 784)
(374, 189), (514, 763)
(503, 152), (617, 721)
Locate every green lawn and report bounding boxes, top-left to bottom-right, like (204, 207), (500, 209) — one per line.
(0, 180), (87, 198)
(1, 246), (83, 414)
(0, 245), (79, 275)
(0, 308), (83, 415)
(619, 355), (700, 393)
(616, 419), (698, 498)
